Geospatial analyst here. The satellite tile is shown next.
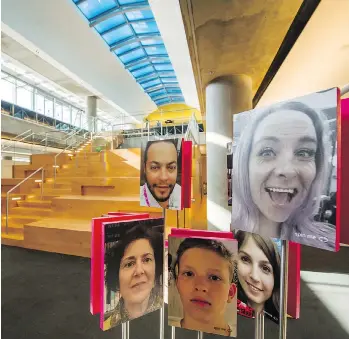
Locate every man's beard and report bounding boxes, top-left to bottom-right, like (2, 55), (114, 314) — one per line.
(145, 178), (175, 203)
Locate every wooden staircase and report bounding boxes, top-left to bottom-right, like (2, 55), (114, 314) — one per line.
(1, 144), (207, 257)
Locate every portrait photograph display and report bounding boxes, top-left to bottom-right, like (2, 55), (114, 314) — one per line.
(101, 218), (164, 331)
(140, 138), (183, 210)
(90, 213), (150, 315)
(168, 235), (238, 337)
(234, 230), (281, 324)
(231, 88), (340, 251)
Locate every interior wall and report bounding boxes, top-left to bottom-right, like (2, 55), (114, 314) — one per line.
(1, 160), (29, 178)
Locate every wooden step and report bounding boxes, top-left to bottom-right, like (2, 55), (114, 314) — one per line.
(10, 206), (52, 217)
(1, 222), (24, 235)
(51, 195), (162, 219)
(42, 182), (71, 189)
(1, 232), (24, 247)
(1, 214), (38, 225)
(31, 188), (72, 195)
(17, 200), (52, 208)
(23, 218), (91, 257)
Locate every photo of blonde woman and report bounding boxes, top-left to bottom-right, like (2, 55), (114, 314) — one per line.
(231, 88), (339, 251)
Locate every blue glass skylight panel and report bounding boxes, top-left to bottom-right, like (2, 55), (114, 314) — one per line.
(141, 38), (164, 46)
(144, 45), (167, 56)
(113, 42), (141, 56)
(142, 79), (161, 89)
(161, 77), (178, 83)
(118, 0), (145, 5)
(131, 21), (158, 34)
(125, 9), (154, 22)
(140, 76), (159, 85)
(154, 63), (173, 71)
(94, 15), (126, 34)
(128, 61), (151, 72)
(102, 25), (134, 45)
(131, 65), (154, 78)
(166, 87), (182, 94)
(155, 98), (170, 106)
(151, 57), (170, 64)
(159, 71), (176, 78)
(77, 0), (116, 20)
(119, 49), (146, 64)
(149, 89), (167, 99)
(171, 97), (185, 102)
(136, 71), (156, 80)
(72, 0), (185, 107)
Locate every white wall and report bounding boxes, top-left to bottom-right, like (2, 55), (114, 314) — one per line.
(1, 160), (29, 178)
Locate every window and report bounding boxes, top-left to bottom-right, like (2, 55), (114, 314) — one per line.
(44, 97), (53, 117)
(35, 93), (45, 115)
(72, 108), (81, 128)
(16, 81), (33, 110)
(55, 101), (63, 121)
(1, 77), (15, 103)
(62, 105), (71, 124)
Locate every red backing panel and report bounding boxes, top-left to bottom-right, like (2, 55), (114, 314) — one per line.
(287, 242), (301, 319)
(340, 98), (349, 244)
(181, 140), (193, 208)
(90, 213), (149, 315)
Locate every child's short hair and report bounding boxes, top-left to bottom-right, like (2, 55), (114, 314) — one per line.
(172, 238), (234, 282)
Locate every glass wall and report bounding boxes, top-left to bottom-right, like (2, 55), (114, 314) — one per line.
(1, 71), (123, 132)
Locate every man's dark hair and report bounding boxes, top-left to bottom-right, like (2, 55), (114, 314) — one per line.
(172, 238), (234, 282)
(143, 139), (178, 164)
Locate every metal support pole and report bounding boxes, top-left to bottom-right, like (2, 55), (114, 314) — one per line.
(254, 312), (264, 339)
(160, 207), (166, 339)
(183, 208), (185, 228)
(176, 210), (179, 228)
(279, 240), (289, 339)
(160, 307), (164, 339)
(122, 321), (129, 339)
(148, 123), (150, 141)
(197, 331), (204, 339)
(171, 326), (176, 339)
(6, 194), (9, 234)
(41, 169), (44, 200)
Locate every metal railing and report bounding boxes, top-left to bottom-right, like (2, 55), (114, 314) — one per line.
(53, 129), (91, 184)
(5, 166), (45, 234)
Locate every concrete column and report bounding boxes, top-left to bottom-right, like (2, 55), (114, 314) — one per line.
(205, 75), (252, 232)
(86, 96), (97, 132)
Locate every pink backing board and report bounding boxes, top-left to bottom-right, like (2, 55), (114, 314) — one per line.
(340, 98), (349, 244)
(90, 213), (149, 315)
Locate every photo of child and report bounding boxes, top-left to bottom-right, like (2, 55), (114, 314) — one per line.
(168, 237), (238, 337)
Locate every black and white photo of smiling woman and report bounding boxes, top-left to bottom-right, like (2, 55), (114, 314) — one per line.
(231, 88), (340, 251)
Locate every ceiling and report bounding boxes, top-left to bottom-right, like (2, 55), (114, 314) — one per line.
(72, 0), (185, 107)
(1, 0), (160, 123)
(256, 0), (349, 107)
(178, 0), (305, 112)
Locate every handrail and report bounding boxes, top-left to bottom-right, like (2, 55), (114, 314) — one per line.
(1, 132), (36, 152)
(12, 129), (32, 141)
(6, 166), (44, 234)
(53, 141), (76, 183)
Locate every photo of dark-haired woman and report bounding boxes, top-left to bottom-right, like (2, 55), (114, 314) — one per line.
(103, 221), (163, 330)
(234, 231), (280, 323)
(231, 88), (339, 251)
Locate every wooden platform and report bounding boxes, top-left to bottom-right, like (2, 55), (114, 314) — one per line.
(1, 146), (207, 257)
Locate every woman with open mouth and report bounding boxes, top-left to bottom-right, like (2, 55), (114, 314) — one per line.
(235, 230), (280, 322)
(231, 94), (337, 251)
(103, 224), (163, 329)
